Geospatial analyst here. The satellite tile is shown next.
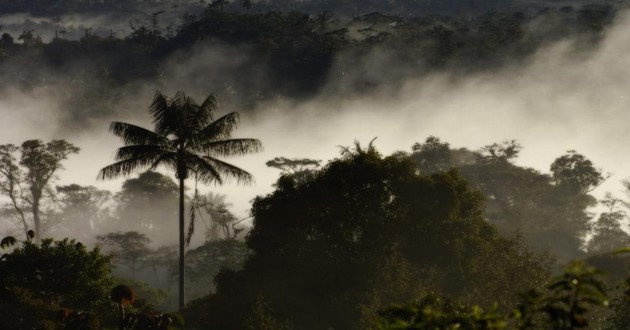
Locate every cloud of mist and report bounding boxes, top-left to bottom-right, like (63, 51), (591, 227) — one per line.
(0, 88), (63, 141)
(207, 10), (630, 216)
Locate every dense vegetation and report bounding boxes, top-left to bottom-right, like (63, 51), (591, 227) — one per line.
(182, 143), (551, 329)
(0, 237), (114, 329)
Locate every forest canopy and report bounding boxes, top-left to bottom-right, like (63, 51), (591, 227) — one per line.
(183, 143), (551, 329)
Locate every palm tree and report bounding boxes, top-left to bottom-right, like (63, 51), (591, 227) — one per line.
(99, 91), (262, 310)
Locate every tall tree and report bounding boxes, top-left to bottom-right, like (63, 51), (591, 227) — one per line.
(98, 90), (262, 310)
(0, 140), (79, 240)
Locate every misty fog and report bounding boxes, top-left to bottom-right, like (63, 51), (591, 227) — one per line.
(18, 9), (626, 224)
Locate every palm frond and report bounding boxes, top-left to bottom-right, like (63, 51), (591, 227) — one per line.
(184, 153), (224, 185)
(199, 94), (218, 118)
(110, 122), (169, 146)
(187, 94), (217, 129)
(200, 156), (254, 185)
(172, 91), (188, 109)
(114, 145), (175, 162)
(194, 112), (240, 143)
(150, 91), (178, 136)
(173, 92), (193, 135)
(148, 152), (179, 174)
(98, 156), (165, 180)
(199, 139), (263, 157)
(182, 94), (210, 132)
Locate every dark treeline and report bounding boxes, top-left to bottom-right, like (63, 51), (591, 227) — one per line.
(181, 138), (630, 329)
(0, 0), (617, 17)
(4, 136), (630, 328)
(0, 1), (620, 128)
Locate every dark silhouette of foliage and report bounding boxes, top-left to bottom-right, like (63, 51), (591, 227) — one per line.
(514, 261), (609, 329)
(477, 140), (522, 164)
(184, 144), (549, 329)
(411, 136), (453, 173)
(380, 260), (611, 329)
(112, 284), (137, 306)
(265, 157), (321, 174)
(378, 295), (508, 329)
(111, 284), (183, 330)
(266, 156), (321, 186)
(0, 237), (114, 329)
(551, 150), (607, 194)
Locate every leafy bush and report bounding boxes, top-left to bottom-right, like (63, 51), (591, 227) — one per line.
(0, 237), (115, 329)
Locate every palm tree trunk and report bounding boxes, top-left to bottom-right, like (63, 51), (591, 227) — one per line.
(179, 176), (185, 310)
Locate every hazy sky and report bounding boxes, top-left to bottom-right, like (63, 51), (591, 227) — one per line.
(2, 8), (630, 225)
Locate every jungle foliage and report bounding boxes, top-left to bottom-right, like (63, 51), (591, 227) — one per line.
(183, 144), (551, 329)
(0, 237), (114, 329)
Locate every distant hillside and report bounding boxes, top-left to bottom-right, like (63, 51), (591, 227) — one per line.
(0, 0), (619, 17)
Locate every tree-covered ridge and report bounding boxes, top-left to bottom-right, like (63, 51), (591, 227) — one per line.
(0, 0), (619, 17)
(0, 2), (619, 129)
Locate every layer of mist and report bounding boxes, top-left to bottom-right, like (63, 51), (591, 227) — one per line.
(190, 10), (630, 217)
(0, 5), (629, 241)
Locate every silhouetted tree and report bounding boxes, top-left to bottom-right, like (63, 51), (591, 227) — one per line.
(99, 90), (262, 310)
(266, 156), (321, 185)
(551, 150), (606, 194)
(0, 140), (79, 240)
